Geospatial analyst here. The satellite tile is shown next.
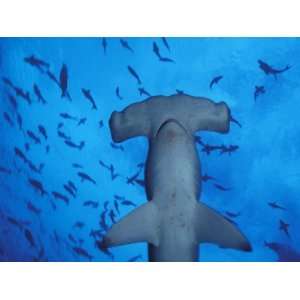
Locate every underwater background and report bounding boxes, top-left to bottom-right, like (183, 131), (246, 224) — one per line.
(0, 37), (299, 262)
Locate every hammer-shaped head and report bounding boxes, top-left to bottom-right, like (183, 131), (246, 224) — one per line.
(109, 94), (230, 142)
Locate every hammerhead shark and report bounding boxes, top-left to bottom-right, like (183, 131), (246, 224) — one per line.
(101, 94), (251, 261)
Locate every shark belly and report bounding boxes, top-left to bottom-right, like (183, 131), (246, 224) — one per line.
(103, 96), (252, 261)
(146, 119), (201, 261)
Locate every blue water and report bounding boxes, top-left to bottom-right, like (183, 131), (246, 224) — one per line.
(0, 37), (299, 262)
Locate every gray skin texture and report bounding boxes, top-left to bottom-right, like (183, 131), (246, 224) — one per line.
(103, 94), (251, 262)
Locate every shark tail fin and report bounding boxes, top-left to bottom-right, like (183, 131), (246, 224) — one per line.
(194, 202), (251, 252)
(102, 201), (160, 248)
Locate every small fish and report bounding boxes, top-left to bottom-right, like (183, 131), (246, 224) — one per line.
(114, 194), (125, 201)
(99, 160), (110, 170)
(45, 145), (50, 154)
(73, 221), (85, 229)
(213, 183), (231, 192)
(50, 200), (57, 211)
(201, 173), (216, 182)
(137, 162), (145, 169)
(57, 122), (64, 129)
(57, 130), (71, 140)
(0, 166), (12, 175)
(254, 85), (265, 101)
(225, 211), (241, 218)
(72, 163), (83, 169)
(2, 76), (14, 88)
(24, 229), (35, 248)
(209, 75), (223, 89)
(99, 211), (109, 231)
(35, 245), (45, 261)
(229, 114), (242, 128)
(77, 117), (87, 126)
(219, 145), (239, 155)
(52, 191), (69, 205)
(28, 178), (47, 196)
(33, 84), (47, 104)
(121, 200), (136, 207)
(68, 233), (77, 244)
(67, 181), (77, 193)
(126, 171), (140, 185)
(27, 201), (41, 215)
(95, 240), (114, 259)
(99, 161), (119, 180)
(90, 229), (104, 240)
(27, 161), (44, 174)
(24, 55), (49, 72)
(101, 38), (107, 54)
(110, 142), (124, 151)
(159, 57), (175, 63)
(73, 247), (93, 261)
(128, 65), (142, 85)
(3, 112), (14, 127)
(279, 219), (290, 237)
(120, 39), (134, 53)
(194, 135), (204, 146)
(8, 94), (18, 110)
(7, 216), (23, 231)
(109, 209), (116, 224)
(25, 143), (30, 152)
(114, 200), (120, 215)
(78, 172), (96, 185)
(135, 179), (145, 187)
(99, 120), (104, 128)
(64, 140), (85, 150)
(268, 201), (286, 210)
(83, 200), (98, 208)
(152, 42), (174, 63)
(53, 230), (60, 244)
(63, 184), (76, 198)
(138, 87), (151, 97)
(128, 254), (142, 262)
(116, 86), (123, 100)
(14, 147), (28, 163)
(103, 201), (109, 212)
(258, 59), (290, 78)
(60, 64), (71, 100)
(161, 37), (170, 52)
(59, 113), (77, 121)
(27, 130), (41, 144)
(38, 125), (47, 140)
(16, 113), (23, 131)
(46, 70), (60, 87)
(201, 144), (223, 155)
(81, 89), (97, 110)
(176, 89), (184, 95)
(264, 241), (300, 262)
(14, 86), (31, 104)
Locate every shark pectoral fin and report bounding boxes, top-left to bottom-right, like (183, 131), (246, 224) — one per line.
(103, 202), (159, 248)
(195, 202), (252, 252)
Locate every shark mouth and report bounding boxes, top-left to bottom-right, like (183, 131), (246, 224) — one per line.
(155, 118), (189, 137)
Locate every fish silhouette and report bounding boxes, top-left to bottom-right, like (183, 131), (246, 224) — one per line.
(209, 75), (223, 89)
(258, 59), (290, 78)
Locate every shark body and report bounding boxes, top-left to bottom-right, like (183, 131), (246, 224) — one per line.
(102, 94), (251, 261)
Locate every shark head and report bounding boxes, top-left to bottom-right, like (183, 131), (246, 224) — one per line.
(109, 94), (230, 143)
